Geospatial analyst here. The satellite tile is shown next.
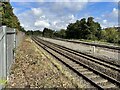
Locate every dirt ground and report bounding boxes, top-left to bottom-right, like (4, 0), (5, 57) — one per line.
(6, 36), (76, 88)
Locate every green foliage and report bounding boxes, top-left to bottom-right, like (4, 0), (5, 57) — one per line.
(54, 29), (66, 38)
(103, 28), (119, 43)
(0, 79), (7, 85)
(2, 2), (18, 27)
(66, 22), (80, 39)
(0, 2), (25, 32)
(19, 26), (26, 32)
(25, 30), (42, 36)
(99, 30), (107, 41)
(54, 17), (119, 45)
(66, 17), (101, 40)
(43, 28), (54, 38)
(25, 31), (33, 35)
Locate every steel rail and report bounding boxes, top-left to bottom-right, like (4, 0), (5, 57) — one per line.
(54, 38), (120, 51)
(32, 36), (120, 88)
(39, 37), (120, 68)
(32, 37), (104, 90)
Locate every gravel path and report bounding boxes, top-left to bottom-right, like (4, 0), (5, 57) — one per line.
(40, 37), (119, 65)
(6, 37), (76, 88)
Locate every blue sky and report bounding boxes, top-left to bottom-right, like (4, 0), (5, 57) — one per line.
(10, 1), (119, 31)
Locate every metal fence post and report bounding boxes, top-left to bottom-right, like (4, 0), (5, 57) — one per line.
(3, 26), (7, 80)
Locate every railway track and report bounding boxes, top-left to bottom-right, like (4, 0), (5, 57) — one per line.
(42, 39), (120, 68)
(32, 36), (120, 89)
(41, 38), (120, 68)
(54, 38), (120, 51)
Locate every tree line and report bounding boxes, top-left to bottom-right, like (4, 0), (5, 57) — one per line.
(26, 17), (120, 44)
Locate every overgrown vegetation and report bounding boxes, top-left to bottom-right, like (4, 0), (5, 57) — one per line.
(0, 2), (25, 32)
(25, 30), (42, 36)
(100, 28), (120, 43)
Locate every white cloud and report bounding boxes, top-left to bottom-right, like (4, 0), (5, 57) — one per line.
(89, 0), (119, 1)
(31, 8), (43, 16)
(35, 0), (45, 2)
(13, 8), (18, 15)
(103, 8), (118, 19)
(95, 17), (101, 20)
(112, 8), (118, 17)
(35, 20), (50, 27)
(103, 19), (107, 24)
(98, 7), (118, 28)
(13, 2), (118, 31)
(40, 15), (46, 19)
(15, 1), (80, 31)
(52, 2), (87, 13)
(21, 23), (24, 27)
(99, 19), (117, 28)
(10, 0), (119, 2)
(17, 10), (37, 30)
(52, 21), (57, 26)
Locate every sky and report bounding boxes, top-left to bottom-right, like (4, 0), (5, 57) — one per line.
(10, 0), (119, 31)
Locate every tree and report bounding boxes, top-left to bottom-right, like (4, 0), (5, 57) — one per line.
(43, 28), (54, 38)
(25, 30), (33, 35)
(19, 26), (26, 32)
(65, 17), (101, 39)
(1, 2), (25, 31)
(25, 30), (42, 36)
(105, 28), (119, 43)
(87, 17), (101, 40)
(79, 18), (89, 39)
(66, 23), (76, 39)
(94, 22), (102, 40)
(33, 30), (42, 36)
(99, 30), (107, 41)
(118, 30), (120, 44)
(54, 29), (66, 38)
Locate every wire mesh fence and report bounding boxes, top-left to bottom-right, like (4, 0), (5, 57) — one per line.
(0, 26), (24, 89)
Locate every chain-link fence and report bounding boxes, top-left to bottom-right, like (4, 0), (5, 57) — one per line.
(0, 26), (17, 89)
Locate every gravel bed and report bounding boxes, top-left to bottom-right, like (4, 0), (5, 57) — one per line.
(6, 37), (76, 88)
(40, 37), (120, 65)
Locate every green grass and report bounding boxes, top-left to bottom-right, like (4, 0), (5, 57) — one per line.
(0, 79), (7, 85)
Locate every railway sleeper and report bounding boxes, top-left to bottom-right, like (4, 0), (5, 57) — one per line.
(77, 68), (88, 72)
(72, 66), (84, 69)
(91, 77), (108, 84)
(98, 81), (116, 88)
(102, 83), (117, 88)
(77, 58), (119, 81)
(81, 71), (93, 75)
(92, 79), (111, 88)
(85, 74), (100, 79)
